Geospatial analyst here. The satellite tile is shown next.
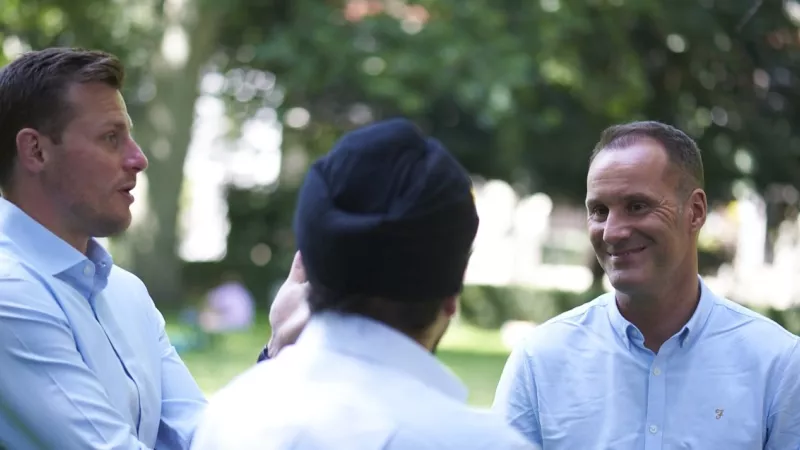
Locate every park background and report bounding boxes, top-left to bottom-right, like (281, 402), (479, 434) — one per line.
(2, 0), (800, 406)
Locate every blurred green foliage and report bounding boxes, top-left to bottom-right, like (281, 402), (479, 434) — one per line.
(3, 0), (799, 307)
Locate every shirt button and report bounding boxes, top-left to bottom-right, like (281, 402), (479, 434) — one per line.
(652, 367), (661, 376)
(83, 264), (94, 276)
(649, 425), (658, 434)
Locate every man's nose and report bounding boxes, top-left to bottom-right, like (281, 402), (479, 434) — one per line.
(602, 211), (632, 245)
(125, 140), (149, 172)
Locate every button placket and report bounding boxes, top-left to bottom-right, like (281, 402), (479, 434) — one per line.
(644, 350), (670, 449)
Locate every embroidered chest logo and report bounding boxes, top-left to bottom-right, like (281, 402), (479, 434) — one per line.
(715, 409), (724, 420)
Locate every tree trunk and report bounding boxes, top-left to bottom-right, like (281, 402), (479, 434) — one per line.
(115, 1), (220, 309)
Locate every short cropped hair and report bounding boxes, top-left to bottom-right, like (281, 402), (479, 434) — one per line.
(0, 47), (125, 189)
(590, 121), (705, 192)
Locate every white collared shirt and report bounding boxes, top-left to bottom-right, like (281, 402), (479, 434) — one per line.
(191, 311), (536, 450)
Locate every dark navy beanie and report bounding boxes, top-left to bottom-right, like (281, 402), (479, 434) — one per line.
(293, 118), (479, 301)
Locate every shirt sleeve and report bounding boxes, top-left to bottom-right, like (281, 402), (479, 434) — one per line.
(0, 276), (151, 450)
(765, 338), (800, 450)
(492, 341), (543, 446)
(149, 304), (208, 450)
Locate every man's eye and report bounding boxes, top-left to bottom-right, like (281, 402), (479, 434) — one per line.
(589, 206), (608, 217)
(630, 203), (648, 212)
(106, 132), (118, 145)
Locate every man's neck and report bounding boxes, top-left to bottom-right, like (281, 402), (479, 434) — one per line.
(3, 188), (89, 254)
(616, 273), (701, 353)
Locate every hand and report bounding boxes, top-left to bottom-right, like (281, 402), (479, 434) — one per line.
(267, 251), (310, 358)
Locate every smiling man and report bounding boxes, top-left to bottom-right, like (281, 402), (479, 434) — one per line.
(492, 121), (800, 449)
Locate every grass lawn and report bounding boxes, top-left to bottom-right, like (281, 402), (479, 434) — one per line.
(169, 318), (510, 407)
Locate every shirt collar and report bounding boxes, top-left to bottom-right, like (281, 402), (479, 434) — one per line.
(606, 275), (716, 350)
(0, 197), (113, 276)
(297, 311), (469, 402)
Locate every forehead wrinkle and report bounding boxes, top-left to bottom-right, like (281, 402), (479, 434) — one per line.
(586, 184), (662, 207)
(587, 173), (667, 210)
(587, 145), (678, 202)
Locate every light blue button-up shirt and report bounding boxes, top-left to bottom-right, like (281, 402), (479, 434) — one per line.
(191, 311), (538, 450)
(0, 198), (207, 449)
(493, 278), (800, 449)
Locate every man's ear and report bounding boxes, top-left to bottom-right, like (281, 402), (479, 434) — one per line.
(688, 188), (708, 233)
(442, 295), (458, 318)
(15, 128), (49, 174)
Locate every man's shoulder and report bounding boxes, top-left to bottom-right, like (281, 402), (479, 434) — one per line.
(542, 291), (612, 326)
(108, 264), (148, 291)
(0, 245), (42, 280)
(0, 244), (144, 291)
(207, 360), (277, 405)
(0, 250), (56, 299)
(195, 360), (399, 449)
(510, 292), (613, 354)
(707, 294), (798, 350)
(200, 356), (538, 450)
(376, 371), (536, 448)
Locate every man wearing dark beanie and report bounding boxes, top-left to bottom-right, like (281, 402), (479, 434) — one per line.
(190, 118), (537, 449)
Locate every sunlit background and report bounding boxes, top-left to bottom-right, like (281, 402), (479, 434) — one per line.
(2, 0), (800, 405)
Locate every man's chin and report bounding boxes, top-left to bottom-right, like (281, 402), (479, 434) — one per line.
(91, 214), (132, 238)
(607, 271), (652, 295)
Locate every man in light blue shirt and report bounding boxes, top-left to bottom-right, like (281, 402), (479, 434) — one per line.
(0, 47), (208, 449)
(493, 121), (800, 449)
(0, 48), (307, 450)
(0, 198), (206, 449)
(191, 118), (537, 449)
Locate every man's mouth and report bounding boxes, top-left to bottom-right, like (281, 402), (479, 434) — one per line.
(608, 247), (646, 257)
(119, 187), (135, 203)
